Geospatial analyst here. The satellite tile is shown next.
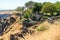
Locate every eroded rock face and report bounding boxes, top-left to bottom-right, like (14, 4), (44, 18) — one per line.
(22, 19), (35, 28)
(10, 34), (15, 40)
(0, 17), (16, 35)
(9, 17), (16, 24)
(0, 19), (9, 35)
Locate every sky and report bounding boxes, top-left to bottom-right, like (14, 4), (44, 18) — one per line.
(0, 0), (60, 10)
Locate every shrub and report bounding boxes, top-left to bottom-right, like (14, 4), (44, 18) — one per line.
(24, 13), (31, 19)
(42, 16), (48, 19)
(53, 12), (57, 16)
(47, 13), (51, 16)
(36, 24), (48, 31)
(24, 9), (32, 19)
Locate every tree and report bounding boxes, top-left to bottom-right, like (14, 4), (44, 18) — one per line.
(54, 2), (60, 14)
(41, 2), (57, 16)
(25, 1), (34, 9)
(24, 9), (32, 19)
(16, 7), (24, 12)
(32, 3), (42, 14)
(16, 7), (21, 12)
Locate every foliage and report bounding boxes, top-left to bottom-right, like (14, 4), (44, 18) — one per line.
(24, 9), (32, 19)
(54, 2), (60, 13)
(41, 2), (57, 16)
(25, 1), (34, 9)
(32, 3), (42, 14)
(36, 24), (47, 31)
(42, 16), (49, 19)
(16, 7), (24, 12)
(16, 1), (60, 19)
(53, 12), (57, 16)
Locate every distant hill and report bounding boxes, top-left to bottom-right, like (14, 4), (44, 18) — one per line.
(0, 10), (17, 14)
(0, 10), (14, 12)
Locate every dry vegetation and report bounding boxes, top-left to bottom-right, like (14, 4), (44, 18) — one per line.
(0, 20), (60, 40)
(21, 21), (60, 40)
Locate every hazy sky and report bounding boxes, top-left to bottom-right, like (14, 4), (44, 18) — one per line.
(0, 0), (60, 10)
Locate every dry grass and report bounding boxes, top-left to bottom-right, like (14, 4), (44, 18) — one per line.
(20, 21), (60, 40)
(0, 22), (23, 40)
(0, 21), (60, 40)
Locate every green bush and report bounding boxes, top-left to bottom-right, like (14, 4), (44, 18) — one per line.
(42, 16), (48, 19)
(24, 13), (31, 19)
(53, 12), (57, 16)
(24, 9), (32, 19)
(47, 13), (51, 16)
(36, 24), (47, 31)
